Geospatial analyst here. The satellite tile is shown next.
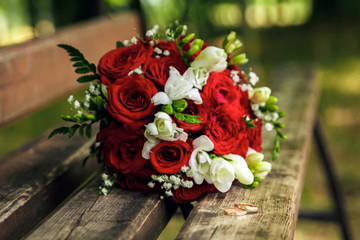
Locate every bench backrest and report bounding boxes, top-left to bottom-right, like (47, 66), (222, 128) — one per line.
(0, 12), (141, 128)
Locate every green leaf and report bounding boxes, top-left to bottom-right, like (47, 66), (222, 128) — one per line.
(75, 67), (91, 74)
(76, 74), (99, 83)
(48, 127), (69, 138)
(90, 63), (97, 73)
(82, 156), (90, 168)
(68, 124), (80, 138)
(72, 62), (85, 67)
(79, 124), (87, 137)
(85, 124), (92, 138)
(70, 56), (82, 61)
(58, 44), (85, 58)
(116, 41), (125, 48)
(174, 112), (185, 121)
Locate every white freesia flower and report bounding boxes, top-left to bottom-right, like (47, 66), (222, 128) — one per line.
(151, 67), (202, 105)
(249, 87), (271, 104)
(190, 67), (210, 89)
(208, 157), (235, 193)
(246, 149), (272, 180)
(223, 154), (254, 185)
(191, 46), (227, 73)
(142, 112), (188, 159)
(189, 135), (214, 184)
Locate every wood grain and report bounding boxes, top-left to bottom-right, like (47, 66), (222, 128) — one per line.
(176, 64), (320, 240)
(0, 132), (100, 240)
(25, 175), (177, 240)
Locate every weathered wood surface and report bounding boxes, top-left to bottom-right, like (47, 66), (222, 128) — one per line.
(176, 65), (320, 240)
(0, 133), (99, 240)
(25, 175), (178, 240)
(0, 11), (140, 128)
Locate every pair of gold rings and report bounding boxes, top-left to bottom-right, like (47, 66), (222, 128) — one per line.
(224, 203), (258, 216)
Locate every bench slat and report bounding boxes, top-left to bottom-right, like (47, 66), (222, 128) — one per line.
(0, 11), (140, 128)
(0, 133), (99, 240)
(175, 65), (319, 239)
(25, 175), (177, 240)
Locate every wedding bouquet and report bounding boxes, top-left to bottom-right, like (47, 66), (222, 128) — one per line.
(50, 24), (286, 203)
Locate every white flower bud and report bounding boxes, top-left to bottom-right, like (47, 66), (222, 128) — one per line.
(191, 46), (227, 73)
(250, 87), (271, 104)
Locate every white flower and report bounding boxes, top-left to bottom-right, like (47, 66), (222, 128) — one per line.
(223, 154), (254, 185)
(151, 67), (202, 105)
(246, 149), (272, 180)
(142, 112), (188, 159)
(189, 135), (214, 185)
(191, 46), (227, 73)
(248, 71), (259, 86)
(208, 157), (235, 193)
(190, 67), (210, 89)
(130, 37), (138, 44)
(249, 87), (271, 104)
(230, 70), (240, 85)
(67, 95), (74, 104)
(163, 50), (170, 56)
(265, 123), (274, 131)
(74, 100), (80, 109)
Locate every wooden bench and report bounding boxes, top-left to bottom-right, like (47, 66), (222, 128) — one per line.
(0, 11), (320, 240)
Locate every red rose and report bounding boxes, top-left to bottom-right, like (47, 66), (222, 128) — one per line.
(247, 119), (262, 152)
(172, 181), (217, 204)
(173, 99), (209, 134)
(150, 140), (192, 174)
(118, 169), (160, 191)
(107, 74), (157, 130)
(203, 105), (249, 157)
(201, 72), (240, 107)
(143, 41), (187, 89)
(96, 123), (148, 175)
(98, 41), (153, 85)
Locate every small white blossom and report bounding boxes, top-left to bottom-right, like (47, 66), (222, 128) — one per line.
(230, 70), (240, 85)
(101, 188), (109, 195)
(104, 180), (113, 187)
(123, 40), (130, 46)
(249, 87), (271, 104)
(264, 114), (272, 122)
(148, 182), (155, 188)
(101, 173), (109, 180)
(165, 190), (173, 197)
(74, 100), (80, 109)
(251, 104), (259, 111)
(67, 95), (74, 104)
(248, 71), (259, 86)
(265, 123), (274, 131)
(163, 182), (172, 190)
(149, 40), (154, 46)
(131, 37), (138, 44)
(272, 112), (279, 121)
(163, 50), (170, 56)
(181, 166), (189, 173)
(154, 47), (162, 55)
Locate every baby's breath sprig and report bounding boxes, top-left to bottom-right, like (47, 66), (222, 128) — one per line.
(99, 173), (117, 195)
(148, 166), (194, 198)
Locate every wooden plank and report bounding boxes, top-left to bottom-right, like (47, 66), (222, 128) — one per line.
(0, 11), (140, 128)
(176, 64), (320, 240)
(25, 175), (178, 240)
(0, 132), (100, 240)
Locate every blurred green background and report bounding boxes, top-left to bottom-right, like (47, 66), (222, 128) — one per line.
(1, 0), (359, 239)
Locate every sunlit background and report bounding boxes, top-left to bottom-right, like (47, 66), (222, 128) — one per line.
(1, 0), (360, 239)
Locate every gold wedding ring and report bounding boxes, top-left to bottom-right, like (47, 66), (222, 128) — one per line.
(224, 208), (247, 216)
(234, 203), (259, 213)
